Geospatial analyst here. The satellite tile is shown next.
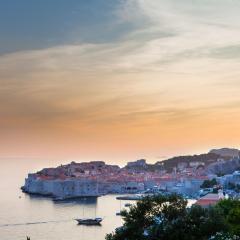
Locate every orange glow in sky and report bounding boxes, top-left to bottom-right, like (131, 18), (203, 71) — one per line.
(1, 1), (240, 164)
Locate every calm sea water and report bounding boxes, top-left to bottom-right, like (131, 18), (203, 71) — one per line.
(0, 159), (126, 240)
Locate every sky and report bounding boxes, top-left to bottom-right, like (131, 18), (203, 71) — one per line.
(1, 0), (240, 164)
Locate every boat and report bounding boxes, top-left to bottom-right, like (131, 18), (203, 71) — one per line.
(75, 192), (102, 226)
(124, 203), (132, 207)
(75, 217), (103, 225)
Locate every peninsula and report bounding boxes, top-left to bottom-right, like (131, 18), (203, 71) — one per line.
(22, 148), (240, 200)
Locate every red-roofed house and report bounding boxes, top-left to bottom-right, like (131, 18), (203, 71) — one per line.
(195, 191), (225, 207)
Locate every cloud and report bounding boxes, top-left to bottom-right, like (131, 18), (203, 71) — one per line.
(1, 0), (240, 148)
(2, 0), (240, 161)
(113, 0), (240, 73)
(2, 0), (240, 77)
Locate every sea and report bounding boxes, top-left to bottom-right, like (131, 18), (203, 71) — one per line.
(0, 158), (196, 240)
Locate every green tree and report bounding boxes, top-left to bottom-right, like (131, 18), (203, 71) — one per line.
(217, 199), (240, 235)
(209, 232), (240, 240)
(106, 194), (187, 240)
(200, 179), (217, 189)
(106, 195), (234, 240)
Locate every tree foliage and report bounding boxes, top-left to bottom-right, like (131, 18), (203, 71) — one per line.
(200, 178), (217, 189)
(217, 199), (240, 235)
(106, 195), (240, 240)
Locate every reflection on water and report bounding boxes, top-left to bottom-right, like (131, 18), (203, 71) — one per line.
(53, 197), (98, 205)
(28, 194), (98, 205)
(0, 192), (125, 240)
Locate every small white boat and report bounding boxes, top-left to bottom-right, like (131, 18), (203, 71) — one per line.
(75, 217), (103, 225)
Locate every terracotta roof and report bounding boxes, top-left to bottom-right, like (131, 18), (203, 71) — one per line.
(195, 193), (222, 207)
(195, 199), (219, 207)
(201, 193), (220, 200)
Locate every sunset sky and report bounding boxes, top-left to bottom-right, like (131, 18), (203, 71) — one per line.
(1, 0), (240, 164)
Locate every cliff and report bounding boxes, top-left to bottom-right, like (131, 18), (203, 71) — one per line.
(22, 175), (100, 199)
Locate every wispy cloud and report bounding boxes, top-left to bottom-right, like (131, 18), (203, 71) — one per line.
(1, 0), (240, 158)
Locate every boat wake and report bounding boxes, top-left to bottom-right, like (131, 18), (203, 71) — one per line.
(0, 219), (72, 228)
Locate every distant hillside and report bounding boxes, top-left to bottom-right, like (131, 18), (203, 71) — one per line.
(157, 153), (221, 172)
(207, 156), (240, 175)
(209, 148), (240, 158)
